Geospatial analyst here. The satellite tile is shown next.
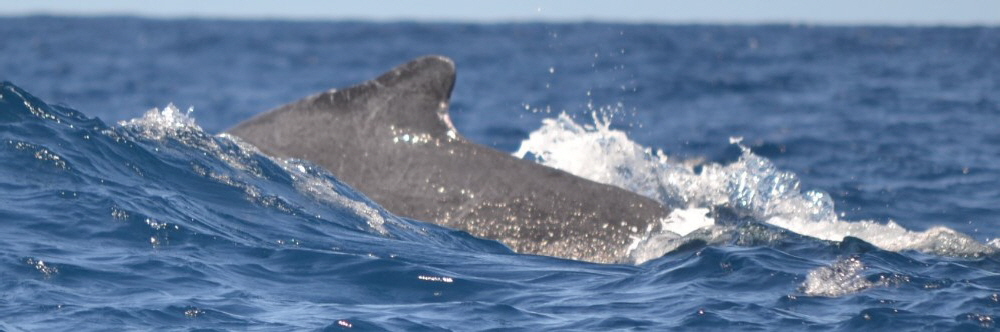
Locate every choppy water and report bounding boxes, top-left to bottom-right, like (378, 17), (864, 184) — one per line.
(1, 16), (999, 330)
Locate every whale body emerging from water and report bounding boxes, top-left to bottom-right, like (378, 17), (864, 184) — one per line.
(228, 55), (669, 263)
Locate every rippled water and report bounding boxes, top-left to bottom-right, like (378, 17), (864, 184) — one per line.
(1, 17), (999, 330)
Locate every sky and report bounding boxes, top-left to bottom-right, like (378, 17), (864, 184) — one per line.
(2, 0), (999, 25)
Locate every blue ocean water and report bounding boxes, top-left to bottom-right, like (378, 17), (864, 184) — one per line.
(2, 16), (1000, 330)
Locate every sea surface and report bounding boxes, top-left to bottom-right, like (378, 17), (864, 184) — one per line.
(1, 16), (999, 330)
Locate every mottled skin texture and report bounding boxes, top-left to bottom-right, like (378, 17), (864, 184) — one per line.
(228, 55), (669, 263)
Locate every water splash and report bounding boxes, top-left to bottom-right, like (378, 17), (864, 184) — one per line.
(515, 113), (997, 261)
(119, 104), (199, 141)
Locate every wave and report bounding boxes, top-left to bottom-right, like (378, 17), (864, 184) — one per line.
(0, 82), (506, 264)
(3, 78), (994, 268)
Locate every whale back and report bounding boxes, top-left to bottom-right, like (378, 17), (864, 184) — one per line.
(228, 55), (670, 263)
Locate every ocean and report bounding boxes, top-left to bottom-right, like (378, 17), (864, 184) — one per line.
(1, 16), (999, 330)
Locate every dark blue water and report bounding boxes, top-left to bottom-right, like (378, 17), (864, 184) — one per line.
(2, 16), (1000, 330)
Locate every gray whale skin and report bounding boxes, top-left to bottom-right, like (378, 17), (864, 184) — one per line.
(227, 55), (669, 263)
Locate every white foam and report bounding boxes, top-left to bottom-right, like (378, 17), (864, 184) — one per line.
(801, 257), (874, 297)
(119, 104), (199, 141)
(514, 112), (997, 260)
(514, 113), (679, 204)
(661, 207), (716, 238)
(118, 104), (256, 173)
(626, 207), (727, 264)
(801, 256), (910, 297)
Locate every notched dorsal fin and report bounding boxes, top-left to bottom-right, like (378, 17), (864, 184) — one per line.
(230, 55), (459, 142)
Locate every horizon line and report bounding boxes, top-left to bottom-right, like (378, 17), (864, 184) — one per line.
(4, 12), (1000, 28)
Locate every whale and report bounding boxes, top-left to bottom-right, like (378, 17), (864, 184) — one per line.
(227, 55), (669, 263)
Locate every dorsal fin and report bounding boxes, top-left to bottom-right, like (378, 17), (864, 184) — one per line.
(228, 55), (458, 141)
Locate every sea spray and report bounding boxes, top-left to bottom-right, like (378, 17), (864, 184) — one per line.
(515, 112), (997, 259)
